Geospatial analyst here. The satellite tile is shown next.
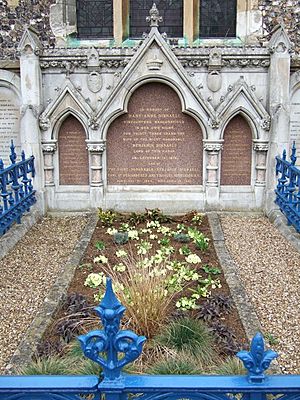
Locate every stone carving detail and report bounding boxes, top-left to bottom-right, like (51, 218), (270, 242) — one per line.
(88, 116), (100, 130)
(180, 59), (209, 68)
(146, 3), (163, 27)
(87, 47), (99, 67)
(87, 71), (102, 93)
(180, 58), (270, 69)
(39, 115), (51, 131)
(253, 142), (269, 151)
(209, 49), (222, 71)
(261, 117), (271, 131)
(204, 143), (223, 152)
(42, 142), (57, 153)
(147, 55), (163, 70)
(40, 59), (87, 69)
(208, 118), (220, 129)
(20, 104), (40, 118)
(207, 71), (222, 92)
(87, 142), (106, 152)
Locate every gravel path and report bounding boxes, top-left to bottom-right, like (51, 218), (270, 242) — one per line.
(0, 215), (87, 373)
(221, 215), (300, 374)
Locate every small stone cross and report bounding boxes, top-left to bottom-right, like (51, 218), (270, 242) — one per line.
(146, 3), (163, 28)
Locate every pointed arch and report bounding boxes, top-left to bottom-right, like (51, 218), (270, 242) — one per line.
(58, 115), (89, 185)
(106, 82), (203, 186)
(220, 114), (252, 186)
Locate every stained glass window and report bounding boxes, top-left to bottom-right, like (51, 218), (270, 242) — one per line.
(200, 0), (236, 38)
(77, 0), (113, 39)
(130, 0), (183, 38)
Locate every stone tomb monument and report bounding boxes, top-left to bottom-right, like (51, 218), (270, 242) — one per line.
(107, 83), (203, 186)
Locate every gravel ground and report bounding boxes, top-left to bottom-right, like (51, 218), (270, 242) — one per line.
(0, 215), (87, 373)
(221, 215), (300, 374)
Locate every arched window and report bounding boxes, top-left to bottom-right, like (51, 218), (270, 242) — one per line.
(200, 0), (236, 38)
(76, 0), (113, 39)
(130, 0), (183, 38)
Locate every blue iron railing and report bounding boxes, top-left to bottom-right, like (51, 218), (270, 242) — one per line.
(0, 140), (36, 236)
(1, 277), (300, 400)
(275, 142), (300, 233)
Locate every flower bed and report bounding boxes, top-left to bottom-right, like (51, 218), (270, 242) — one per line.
(22, 209), (248, 376)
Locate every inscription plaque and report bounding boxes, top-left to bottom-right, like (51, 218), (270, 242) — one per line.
(0, 86), (21, 163)
(107, 83), (203, 185)
(59, 115), (89, 185)
(221, 115), (252, 185)
(290, 90), (300, 166)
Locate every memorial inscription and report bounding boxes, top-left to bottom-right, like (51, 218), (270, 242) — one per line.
(0, 87), (20, 163)
(107, 83), (203, 185)
(221, 115), (252, 185)
(290, 90), (300, 165)
(58, 115), (89, 185)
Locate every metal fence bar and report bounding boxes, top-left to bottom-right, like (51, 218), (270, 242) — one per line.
(0, 140), (36, 236)
(275, 142), (300, 232)
(0, 281), (300, 400)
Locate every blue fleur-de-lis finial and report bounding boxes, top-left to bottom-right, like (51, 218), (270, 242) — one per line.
(78, 278), (146, 384)
(291, 141), (297, 166)
(237, 332), (278, 383)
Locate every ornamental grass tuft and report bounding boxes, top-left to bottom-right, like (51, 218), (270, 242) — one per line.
(148, 353), (205, 375)
(19, 356), (73, 375)
(155, 317), (216, 364)
(213, 357), (246, 375)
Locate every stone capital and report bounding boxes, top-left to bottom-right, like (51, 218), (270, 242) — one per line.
(86, 142), (106, 153)
(42, 142), (57, 153)
(204, 141), (223, 152)
(253, 142), (269, 152)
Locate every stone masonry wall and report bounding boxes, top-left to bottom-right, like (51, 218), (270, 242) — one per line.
(0, 0), (299, 59)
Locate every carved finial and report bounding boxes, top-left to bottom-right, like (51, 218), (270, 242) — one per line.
(146, 3), (163, 28)
(78, 277), (146, 382)
(237, 332), (278, 383)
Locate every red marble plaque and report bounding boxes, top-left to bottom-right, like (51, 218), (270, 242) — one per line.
(221, 115), (252, 185)
(107, 83), (203, 185)
(58, 115), (89, 185)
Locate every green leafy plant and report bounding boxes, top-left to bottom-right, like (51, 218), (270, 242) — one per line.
(98, 208), (118, 227)
(155, 317), (216, 363)
(95, 241), (105, 251)
(128, 212), (146, 225)
(188, 227), (209, 251)
(159, 237), (171, 247)
(179, 245), (191, 256)
(265, 332), (279, 346)
(113, 232), (129, 245)
(192, 212), (204, 225)
(202, 264), (221, 275)
(145, 208), (173, 223)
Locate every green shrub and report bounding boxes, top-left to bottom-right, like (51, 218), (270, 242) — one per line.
(173, 233), (190, 243)
(113, 232), (129, 245)
(71, 359), (102, 375)
(155, 317), (216, 363)
(214, 357), (246, 375)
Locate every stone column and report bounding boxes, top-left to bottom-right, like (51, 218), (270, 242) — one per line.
(253, 142), (268, 186)
(42, 142), (57, 187)
(87, 141), (106, 208)
(114, 0), (129, 45)
(18, 27), (44, 207)
(265, 25), (292, 213)
(204, 141), (223, 208)
(183, 0), (199, 46)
